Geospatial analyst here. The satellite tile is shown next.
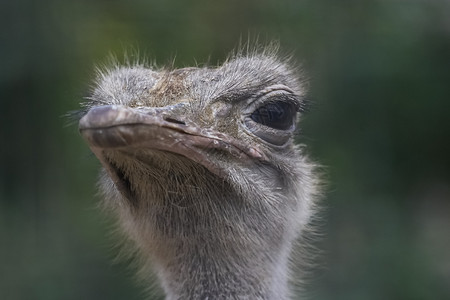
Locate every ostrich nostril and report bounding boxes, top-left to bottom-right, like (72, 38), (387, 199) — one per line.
(163, 116), (186, 125)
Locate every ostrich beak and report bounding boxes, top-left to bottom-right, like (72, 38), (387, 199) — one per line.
(79, 104), (265, 179)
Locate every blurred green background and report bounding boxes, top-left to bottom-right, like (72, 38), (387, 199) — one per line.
(1, 0), (449, 299)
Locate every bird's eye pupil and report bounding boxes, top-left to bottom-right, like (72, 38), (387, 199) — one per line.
(250, 102), (295, 130)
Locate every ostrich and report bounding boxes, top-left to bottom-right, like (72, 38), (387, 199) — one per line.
(79, 48), (319, 299)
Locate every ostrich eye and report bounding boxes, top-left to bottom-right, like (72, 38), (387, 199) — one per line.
(245, 100), (297, 146)
(250, 101), (296, 130)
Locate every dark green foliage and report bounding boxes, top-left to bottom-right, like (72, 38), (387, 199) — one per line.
(1, 0), (449, 299)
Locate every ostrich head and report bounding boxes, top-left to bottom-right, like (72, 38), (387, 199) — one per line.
(79, 48), (319, 299)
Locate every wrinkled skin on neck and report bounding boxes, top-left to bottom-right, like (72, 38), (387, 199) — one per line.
(80, 51), (318, 299)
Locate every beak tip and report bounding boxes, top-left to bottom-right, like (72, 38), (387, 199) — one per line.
(79, 105), (125, 130)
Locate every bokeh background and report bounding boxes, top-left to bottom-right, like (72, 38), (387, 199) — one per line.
(1, 0), (449, 299)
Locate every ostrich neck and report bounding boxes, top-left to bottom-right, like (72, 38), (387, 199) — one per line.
(150, 205), (292, 300)
(103, 153), (298, 299)
(132, 191), (293, 300)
